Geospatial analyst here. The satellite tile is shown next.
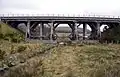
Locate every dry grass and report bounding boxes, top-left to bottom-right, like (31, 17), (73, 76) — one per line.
(1, 42), (120, 77)
(0, 41), (53, 77)
(42, 44), (120, 77)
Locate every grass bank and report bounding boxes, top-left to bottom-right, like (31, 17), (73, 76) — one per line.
(0, 22), (24, 42)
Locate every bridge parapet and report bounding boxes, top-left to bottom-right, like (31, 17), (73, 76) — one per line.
(0, 14), (120, 18)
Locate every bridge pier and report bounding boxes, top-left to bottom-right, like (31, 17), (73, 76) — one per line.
(89, 23), (96, 40)
(39, 23), (44, 40)
(50, 22), (54, 42)
(83, 23), (87, 40)
(25, 21), (30, 40)
(89, 22), (101, 40)
(74, 22), (78, 41)
(69, 23), (78, 41)
(97, 22), (101, 39)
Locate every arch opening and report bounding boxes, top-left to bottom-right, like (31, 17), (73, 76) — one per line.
(54, 24), (71, 41)
(78, 24), (91, 40)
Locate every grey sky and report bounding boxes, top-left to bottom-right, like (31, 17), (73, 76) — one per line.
(0, 0), (120, 16)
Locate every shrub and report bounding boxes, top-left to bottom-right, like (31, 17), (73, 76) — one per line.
(0, 23), (25, 43)
(17, 46), (27, 53)
(101, 25), (120, 43)
(0, 34), (4, 39)
(10, 45), (16, 54)
(11, 33), (24, 43)
(0, 49), (6, 60)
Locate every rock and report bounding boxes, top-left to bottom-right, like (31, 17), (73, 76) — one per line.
(3, 64), (9, 70)
(4, 53), (21, 67)
(7, 61), (16, 67)
(0, 68), (4, 71)
(0, 68), (5, 75)
(59, 42), (65, 45)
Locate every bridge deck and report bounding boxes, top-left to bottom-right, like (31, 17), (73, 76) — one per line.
(0, 16), (120, 23)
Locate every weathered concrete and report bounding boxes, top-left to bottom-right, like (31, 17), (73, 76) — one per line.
(83, 23), (87, 40)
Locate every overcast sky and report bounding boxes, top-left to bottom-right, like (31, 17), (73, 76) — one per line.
(0, 0), (120, 16)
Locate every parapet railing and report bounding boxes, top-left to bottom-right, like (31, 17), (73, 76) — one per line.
(0, 14), (120, 18)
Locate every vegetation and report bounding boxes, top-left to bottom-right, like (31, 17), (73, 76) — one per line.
(0, 42), (120, 77)
(0, 23), (25, 43)
(41, 44), (120, 77)
(0, 49), (6, 60)
(101, 25), (120, 43)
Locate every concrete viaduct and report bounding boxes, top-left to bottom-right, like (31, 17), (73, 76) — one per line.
(0, 15), (120, 43)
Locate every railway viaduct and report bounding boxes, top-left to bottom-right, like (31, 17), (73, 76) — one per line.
(0, 15), (120, 43)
